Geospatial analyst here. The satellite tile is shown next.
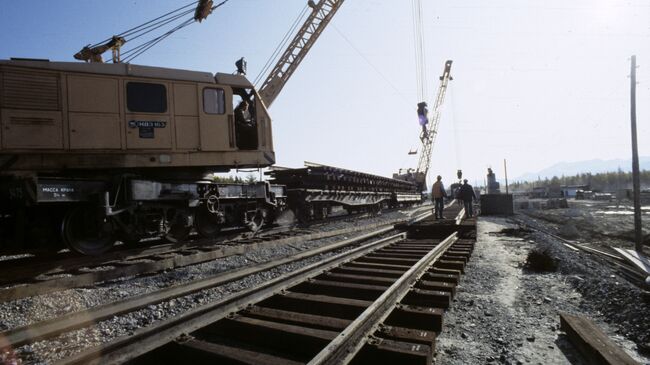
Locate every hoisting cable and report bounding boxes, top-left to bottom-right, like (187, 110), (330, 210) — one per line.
(75, 0), (231, 63)
(122, 18), (196, 63)
(87, 2), (197, 48)
(254, 4), (310, 86)
(411, 0), (428, 102)
(449, 83), (462, 174)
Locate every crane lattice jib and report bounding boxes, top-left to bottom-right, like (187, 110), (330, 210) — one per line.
(416, 60), (453, 179)
(258, 0), (344, 108)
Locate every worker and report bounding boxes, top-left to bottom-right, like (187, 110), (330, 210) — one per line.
(417, 102), (429, 140)
(459, 179), (477, 218)
(431, 175), (447, 219)
(234, 99), (257, 149)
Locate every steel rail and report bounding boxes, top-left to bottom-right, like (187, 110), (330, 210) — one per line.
(55, 231), (411, 365)
(308, 231), (458, 365)
(2, 219), (415, 349)
(0, 217), (413, 302)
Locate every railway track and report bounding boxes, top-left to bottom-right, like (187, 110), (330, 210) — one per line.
(0, 206), (432, 303)
(0, 207), (438, 357)
(26, 204), (476, 365)
(0, 224), (397, 303)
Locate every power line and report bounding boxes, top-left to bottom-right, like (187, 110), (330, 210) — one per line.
(332, 24), (410, 106)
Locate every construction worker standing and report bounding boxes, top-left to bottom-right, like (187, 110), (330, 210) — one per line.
(459, 179), (477, 217)
(431, 175), (447, 219)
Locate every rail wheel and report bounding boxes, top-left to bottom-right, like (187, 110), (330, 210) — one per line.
(195, 206), (221, 238)
(62, 206), (116, 255)
(296, 204), (313, 224)
(247, 208), (268, 233)
(164, 209), (191, 243)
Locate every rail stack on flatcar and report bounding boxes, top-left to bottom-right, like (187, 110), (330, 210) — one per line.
(267, 162), (422, 222)
(0, 59), (285, 255)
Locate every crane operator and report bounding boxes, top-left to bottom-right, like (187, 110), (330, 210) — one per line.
(234, 99), (257, 150)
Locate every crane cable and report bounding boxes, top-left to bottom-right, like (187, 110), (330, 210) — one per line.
(253, 4), (310, 87)
(88, 2), (197, 49)
(80, 0), (231, 63)
(411, 0), (428, 103)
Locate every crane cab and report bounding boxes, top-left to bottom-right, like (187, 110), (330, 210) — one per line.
(0, 59), (275, 174)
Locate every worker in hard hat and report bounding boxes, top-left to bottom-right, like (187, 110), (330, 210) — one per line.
(431, 175), (447, 219)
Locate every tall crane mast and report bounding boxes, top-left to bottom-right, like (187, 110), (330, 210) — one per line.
(257, 0), (345, 108)
(412, 60), (453, 191)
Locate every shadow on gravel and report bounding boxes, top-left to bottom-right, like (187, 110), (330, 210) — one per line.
(554, 334), (587, 365)
(489, 227), (534, 238)
(524, 248), (558, 273)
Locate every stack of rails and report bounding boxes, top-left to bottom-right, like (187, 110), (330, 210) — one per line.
(267, 163), (422, 221)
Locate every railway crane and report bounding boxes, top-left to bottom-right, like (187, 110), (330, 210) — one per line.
(0, 0), (346, 255)
(395, 60), (453, 192)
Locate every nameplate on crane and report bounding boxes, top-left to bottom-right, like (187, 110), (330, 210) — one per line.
(129, 120), (167, 139)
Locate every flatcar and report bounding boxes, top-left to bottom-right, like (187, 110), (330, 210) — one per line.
(267, 162), (422, 222)
(0, 59), (285, 255)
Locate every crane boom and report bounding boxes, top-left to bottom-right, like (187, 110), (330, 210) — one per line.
(416, 60), (453, 177)
(258, 0), (345, 108)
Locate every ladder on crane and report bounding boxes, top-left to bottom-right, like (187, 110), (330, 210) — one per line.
(411, 60), (453, 192)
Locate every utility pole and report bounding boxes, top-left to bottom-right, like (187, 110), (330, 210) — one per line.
(629, 55), (643, 253)
(504, 159), (509, 195)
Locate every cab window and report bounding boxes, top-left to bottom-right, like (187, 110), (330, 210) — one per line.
(126, 82), (167, 113)
(203, 88), (226, 114)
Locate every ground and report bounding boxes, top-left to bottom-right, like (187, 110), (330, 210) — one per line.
(522, 199), (650, 251)
(434, 216), (650, 365)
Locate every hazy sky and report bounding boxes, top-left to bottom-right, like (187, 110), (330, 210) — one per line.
(1, 0), (648, 185)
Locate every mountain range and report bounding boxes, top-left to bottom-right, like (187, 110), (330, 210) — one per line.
(515, 157), (650, 182)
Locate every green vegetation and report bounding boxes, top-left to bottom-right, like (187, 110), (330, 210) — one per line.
(511, 169), (650, 192)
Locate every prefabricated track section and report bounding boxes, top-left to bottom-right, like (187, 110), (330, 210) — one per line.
(54, 203), (475, 365)
(267, 162), (422, 222)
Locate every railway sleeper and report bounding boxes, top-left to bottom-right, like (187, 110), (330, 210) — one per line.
(259, 292), (371, 320)
(375, 325), (437, 347)
(434, 259), (466, 273)
(401, 288), (452, 309)
(415, 280), (457, 297)
(167, 339), (303, 365)
(421, 272), (460, 284)
(356, 256), (421, 266)
(342, 261), (412, 271)
(242, 306), (351, 332)
(378, 248), (432, 255)
(369, 251), (427, 259)
(318, 272), (398, 287)
(291, 279), (388, 301)
(351, 338), (433, 365)
(195, 315), (336, 360)
(441, 253), (469, 263)
(330, 266), (405, 278)
(385, 305), (445, 332)
(429, 267), (463, 278)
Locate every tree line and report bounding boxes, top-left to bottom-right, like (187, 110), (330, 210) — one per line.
(510, 169), (650, 192)
(212, 174), (258, 184)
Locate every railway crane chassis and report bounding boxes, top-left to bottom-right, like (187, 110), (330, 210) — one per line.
(0, 174), (286, 255)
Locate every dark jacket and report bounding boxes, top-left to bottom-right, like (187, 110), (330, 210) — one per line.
(458, 184), (476, 201)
